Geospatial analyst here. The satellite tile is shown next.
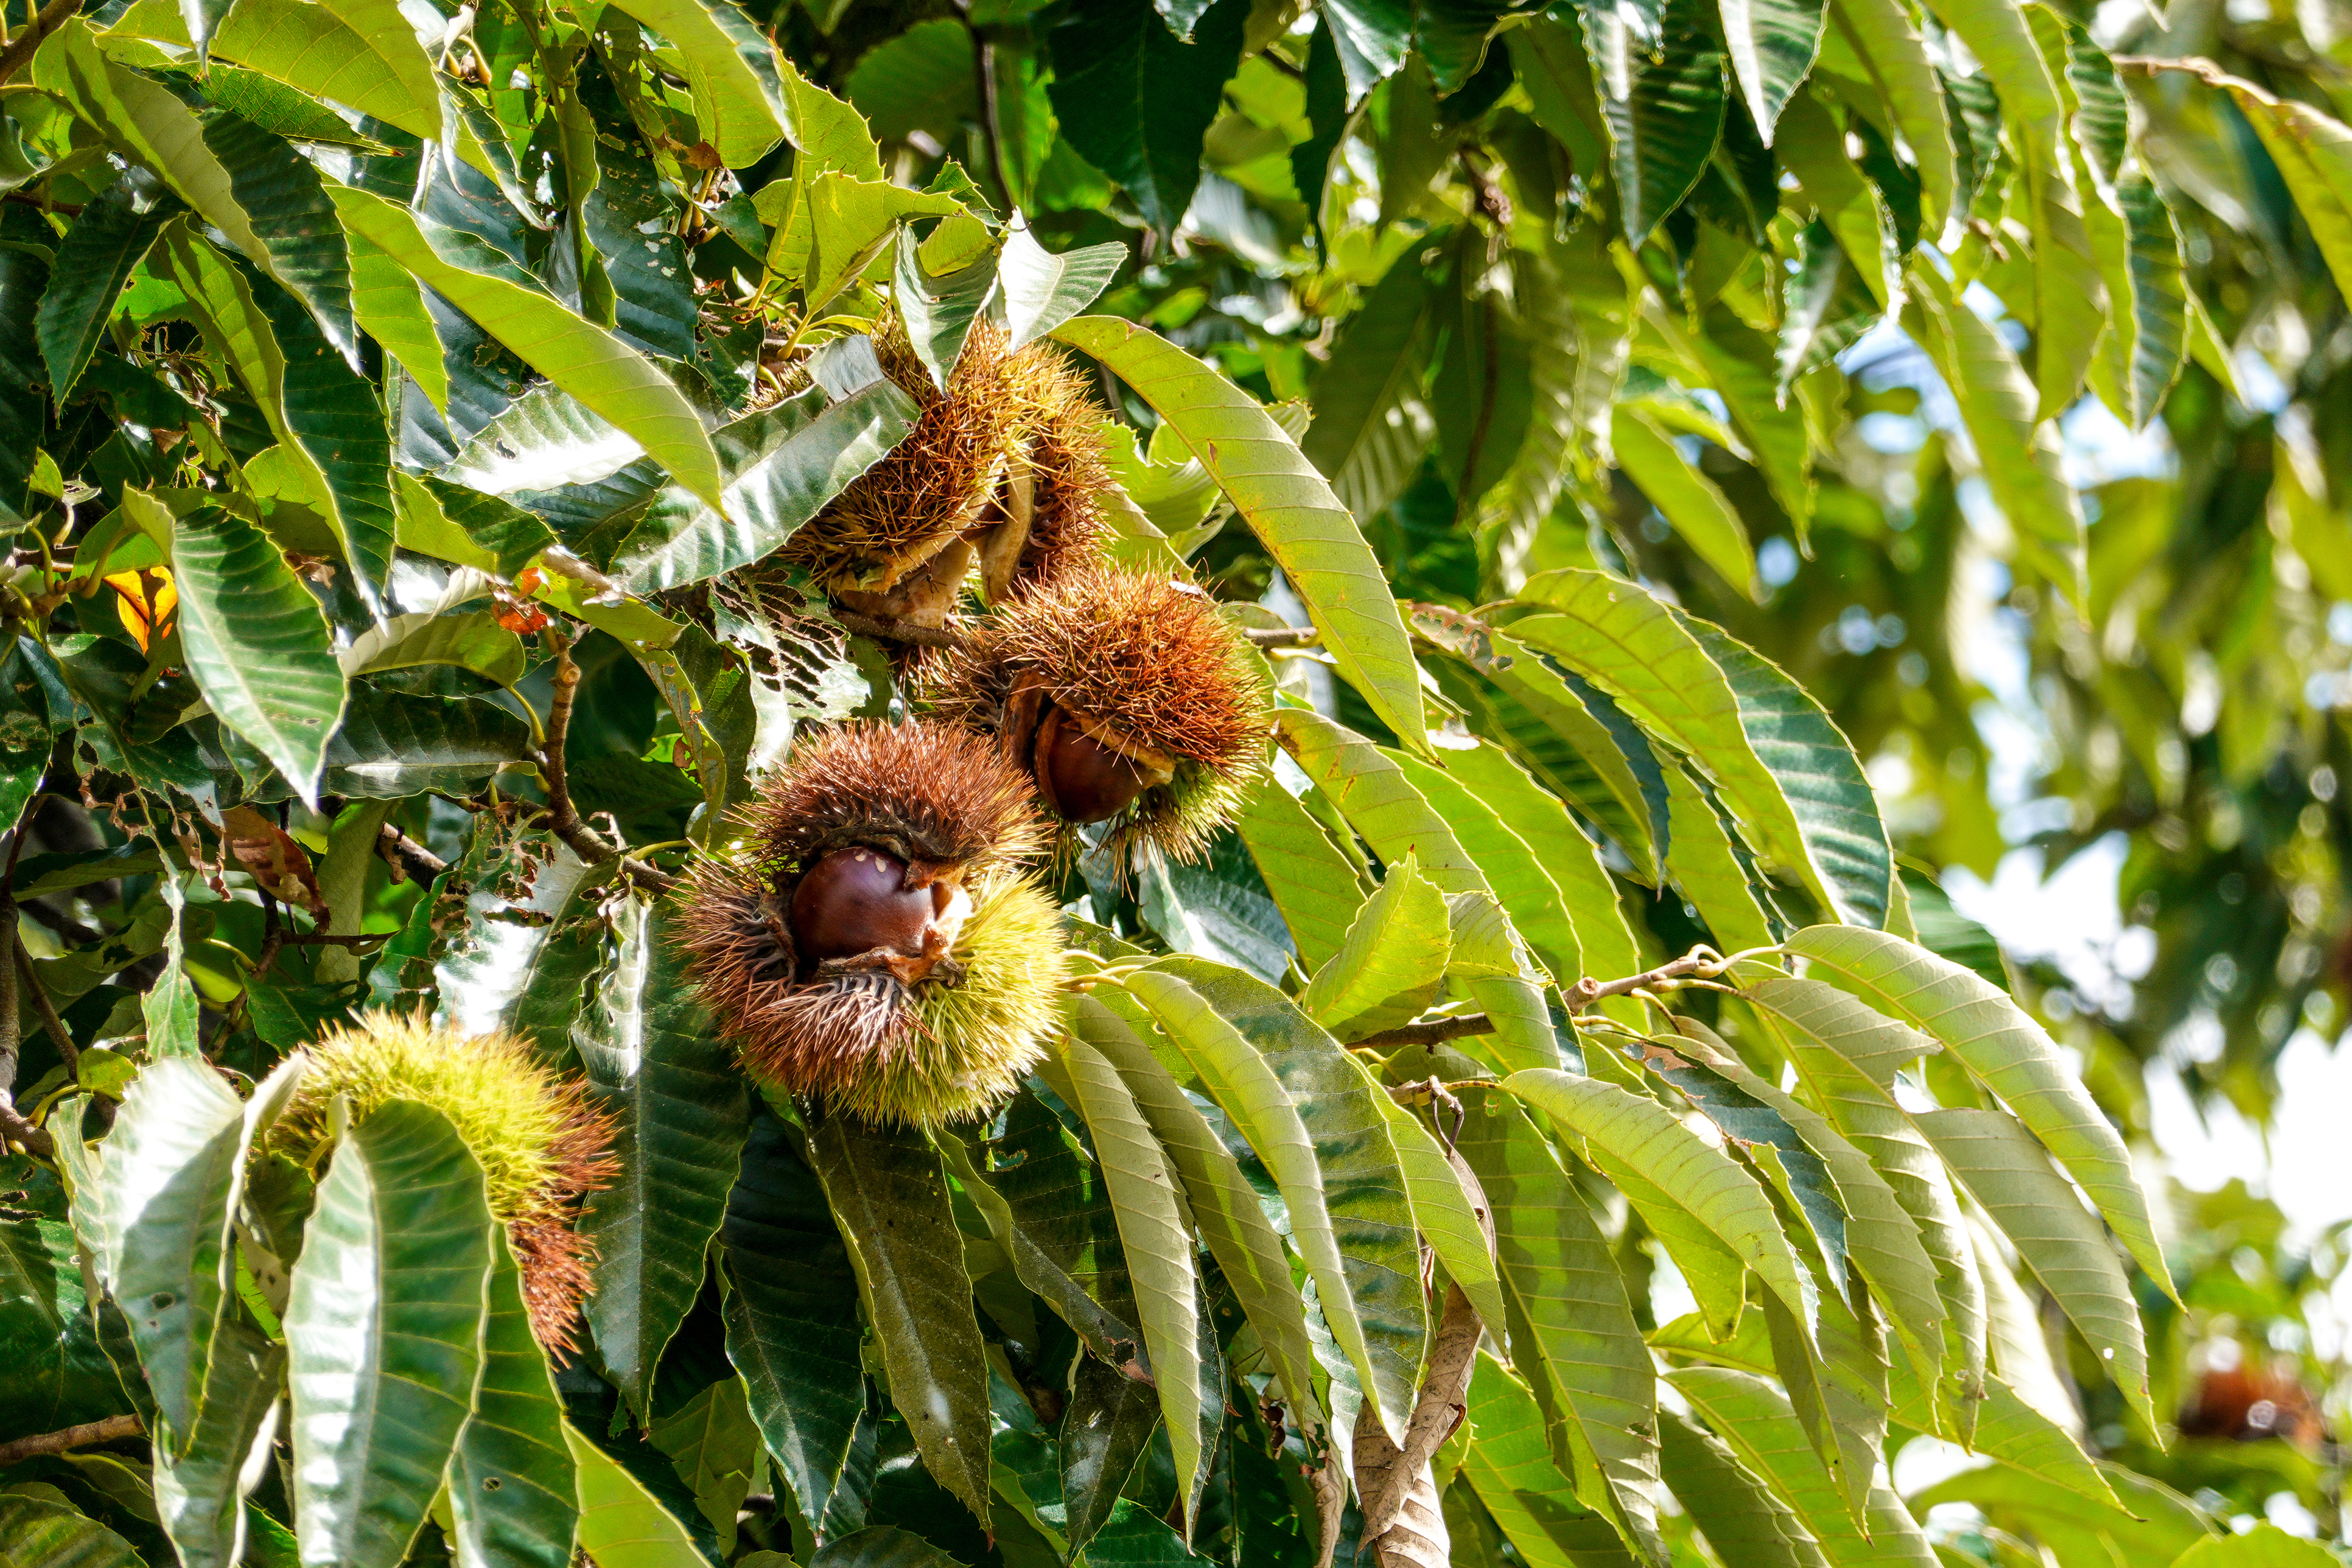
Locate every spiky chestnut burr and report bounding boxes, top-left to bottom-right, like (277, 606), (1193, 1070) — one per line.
(268, 1011), (617, 1353)
(917, 562), (1273, 866)
(676, 719), (1067, 1126)
(782, 315), (1110, 626)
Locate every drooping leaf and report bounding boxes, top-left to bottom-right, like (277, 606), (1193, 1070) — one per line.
(326, 184), (726, 511)
(285, 1099), (494, 1568)
(806, 1115), (993, 1524)
(575, 897), (752, 1416)
(1301, 246), (1438, 530)
(93, 1053), (247, 1449)
(151, 1315), (284, 1568)
(1508, 1068), (1817, 1335)
(565, 1418), (723, 1568)
(37, 172), (175, 402)
(1124, 957), (1427, 1443)
(722, 1105), (867, 1536)
(1609, 407), (1757, 599)
(0, 1493), (146, 1568)
(1448, 1085), (1662, 1558)
(159, 500), (346, 805)
(1051, 318), (1427, 751)
(1045, 0), (1248, 231)
(1593, 0), (1727, 243)
(449, 1227), (577, 1568)
(894, 225), (997, 391)
(1299, 851), (1451, 1037)
(1783, 926), (2171, 1298)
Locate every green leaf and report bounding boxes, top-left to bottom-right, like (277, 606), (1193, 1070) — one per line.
(1913, 1107), (2153, 1429)
(1273, 710), (1482, 893)
(192, 0), (443, 139)
(1825, 0), (1955, 228)
(0, 1210), (125, 1436)
(1368, 1085), (1506, 1330)
(1783, 925), (2171, 1300)
(1323, 0), (1413, 102)
(1611, 407), (1757, 598)
(149, 223), (394, 619)
(807, 1115), (993, 1524)
(575, 896), (751, 1417)
(1070, 994), (1327, 1438)
(0, 1493), (145, 1568)
(443, 382), (649, 497)
(151, 1314), (284, 1568)
(286, 1099), (494, 1568)
(1659, 1407), (1825, 1568)
(1059, 1352), (1162, 1555)
(313, 688), (534, 800)
(604, 0), (794, 166)
(1900, 264), (2082, 597)
(1385, 746), (1582, 990)
(1512, 570), (1833, 921)
(1594, 0), (1727, 243)
(587, 126), (699, 361)
(1666, 1019), (1945, 1384)
(2113, 170), (2189, 430)
(1300, 851), (1451, 1037)
(1045, 0), (1247, 231)
(37, 173), (173, 402)
(1231, 774), (1368, 973)
(565, 1418), (721, 1568)
(799, 175), (964, 314)
(1125, 957), (1427, 1443)
(340, 610), (525, 685)
(1051, 320), (1427, 751)
(2172, 1525), (2340, 1567)
(1508, 1068), (1816, 1335)
(158, 499), (346, 805)
(326, 184), (726, 513)
(1300, 247), (1438, 530)
(894, 225), (996, 391)
(1460, 1346), (1650, 1567)
(93, 1054), (247, 1448)
(810, 1526), (964, 1568)
(1720, 0), (1825, 137)
(1451, 1087), (1661, 1558)
(997, 225), (1124, 352)
(1048, 1029), (1211, 1530)
(202, 111), (359, 370)
(609, 360), (920, 593)
(1670, 1367), (1937, 1567)
(449, 1227), (576, 1568)
(649, 1374), (763, 1552)
(1738, 975), (1987, 1429)
(349, 231), (446, 415)
(1435, 729), (1643, 984)
(1910, 1463), (2216, 1567)
(32, 21), (273, 266)
(722, 1106), (867, 1532)
(1884, 1358), (2115, 1511)
(1668, 611), (1892, 930)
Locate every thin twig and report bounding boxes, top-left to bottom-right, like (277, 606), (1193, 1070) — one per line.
(969, 17), (1010, 208)
(534, 628), (681, 893)
(0, 1413), (144, 1468)
(15, 936), (74, 1079)
(1246, 625), (1319, 648)
(830, 608), (960, 649)
(0, 0), (78, 85)
(1349, 1014), (1494, 1051)
(376, 824), (449, 883)
(1568, 951), (1713, 1010)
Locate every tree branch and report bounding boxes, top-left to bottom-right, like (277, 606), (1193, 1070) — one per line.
(1567, 951), (1712, 1009)
(534, 628), (679, 893)
(375, 824), (449, 884)
(0, 0), (80, 86)
(1246, 625), (1319, 648)
(0, 1413), (144, 1468)
(15, 936), (74, 1079)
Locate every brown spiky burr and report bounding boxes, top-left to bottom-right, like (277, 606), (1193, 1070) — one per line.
(676, 719), (1066, 1125)
(782, 315), (1110, 626)
(917, 562), (1273, 866)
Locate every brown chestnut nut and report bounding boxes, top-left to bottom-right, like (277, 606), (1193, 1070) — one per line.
(789, 847), (970, 976)
(1032, 707), (1172, 825)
